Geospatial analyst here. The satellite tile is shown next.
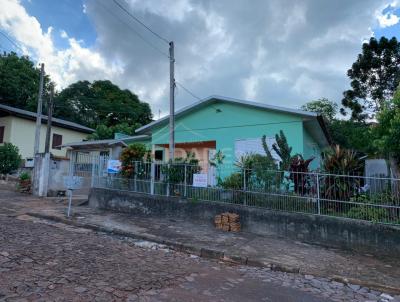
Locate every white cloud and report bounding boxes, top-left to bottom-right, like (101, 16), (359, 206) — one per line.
(60, 29), (68, 39)
(0, 0), (122, 90)
(376, 2), (400, 27)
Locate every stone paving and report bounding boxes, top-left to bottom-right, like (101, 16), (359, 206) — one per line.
(1, 188), (400, 301)
(19, 201), (400, 292)
(0, 213), (397, 301)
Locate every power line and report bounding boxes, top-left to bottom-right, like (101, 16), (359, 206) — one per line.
(113, 0), (170, 44)
(175, 81), (201, 100)
(97, 1), (169, 58)
(0, 30), (23, 53)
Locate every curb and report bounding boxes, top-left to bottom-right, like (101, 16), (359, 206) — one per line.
(27, 212), (400, 295)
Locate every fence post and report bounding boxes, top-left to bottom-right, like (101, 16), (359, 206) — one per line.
(150, 162), (155, 195)
(90, 155), (96, 188)
(166, 163), (170, 197)
(316, 172), (321, 215)
(243, 168), (247, 206)
(184, 164), (187, 198)
(133, 161), (137, 192)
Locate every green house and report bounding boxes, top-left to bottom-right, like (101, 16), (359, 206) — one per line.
(133, 96), (331, 175)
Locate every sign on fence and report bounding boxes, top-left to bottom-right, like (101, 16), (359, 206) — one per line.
(107, 160), (122, 174)
(193, 173), (208, 187)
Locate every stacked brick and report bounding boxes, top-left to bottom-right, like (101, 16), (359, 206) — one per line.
(214, 212), (241, 232)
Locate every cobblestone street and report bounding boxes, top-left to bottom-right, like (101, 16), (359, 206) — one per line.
(0, 211), (398, 302)
(0, 188), (399, 301)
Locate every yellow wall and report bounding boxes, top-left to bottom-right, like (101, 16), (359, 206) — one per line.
(0, 116), (13, 143)
(0, 116), (89, 159)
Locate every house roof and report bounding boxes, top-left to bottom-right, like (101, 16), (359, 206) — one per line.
(61, 139), (127, 150)
(136, 95), (318, 134)
(135, 95), (331, 146)
(0, 103), (94, 134)
(120, 134), (150, 143)
(62, 135), (150, 150)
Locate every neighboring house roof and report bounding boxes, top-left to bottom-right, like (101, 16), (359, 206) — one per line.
(62, 135), (151, 151)
(61, 139), (127, 150)
(120, 134), (150, 144)
(0, 103), (94, 134)
(135, 95), (331, 146)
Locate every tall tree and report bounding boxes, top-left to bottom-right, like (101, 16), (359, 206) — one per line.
(374, 86), (400, 160)
(301, 98), (338, 121)
(301, 99), (375, 154)
(0, 52), (51, 111)
(341, 37), (400, 120)
(55, 80), (153, 136)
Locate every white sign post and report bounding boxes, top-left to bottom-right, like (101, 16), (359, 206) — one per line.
(63, 176), (84, 217)
(193, 173), (208, 188)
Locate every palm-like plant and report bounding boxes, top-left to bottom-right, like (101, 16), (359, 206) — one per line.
(321, 145), (364, 201)
(322, 145), (363, 174)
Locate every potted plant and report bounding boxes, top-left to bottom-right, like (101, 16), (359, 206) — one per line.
(18, 172), (31, 193)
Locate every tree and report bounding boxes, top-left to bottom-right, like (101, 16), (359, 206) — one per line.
(301, 98), (338, 121)
(0, 143), (21, 174)
(55, 80), (152, 133)
(0, 52), (51, 111)
(271, 131), (292, 170)
(341, 37), (400, 120)
(328, 120), (375, 155)
(88, 123), (137, 140)
(374, 87), (400, 160)
(301, 98), (376, 155)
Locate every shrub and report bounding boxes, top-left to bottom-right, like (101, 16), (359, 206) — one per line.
(321, 145), (363, 174)
(19, 172), (30, 181)
(120, 143), (148, 177)
(220, 173), (243, 190)
(321, 145), (364, 202)
(162, 151), (201, 184)
(0, 143), (22, 174)
(346, 206), (387, 222)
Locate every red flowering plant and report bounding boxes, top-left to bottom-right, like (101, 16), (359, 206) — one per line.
(120, 143), (148, 178)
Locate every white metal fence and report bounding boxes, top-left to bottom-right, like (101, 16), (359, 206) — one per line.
(67, 155), (400, 225)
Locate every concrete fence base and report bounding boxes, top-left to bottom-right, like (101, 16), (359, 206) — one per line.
(89, 188), (400, 257)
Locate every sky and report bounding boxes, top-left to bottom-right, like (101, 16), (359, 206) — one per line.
(0, 0), (400, 117)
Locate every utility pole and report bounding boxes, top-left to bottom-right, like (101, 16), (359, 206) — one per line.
(44, 84), (54, 154)
(34, 63), (45, 155)
(169, 41), (175, 161)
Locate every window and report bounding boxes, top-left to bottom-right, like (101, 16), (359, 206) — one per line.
(0, 126), (4, 143)
(234, 137), (281, 162)
(155, 150), (163, 161)
(52, 134), (63, 150)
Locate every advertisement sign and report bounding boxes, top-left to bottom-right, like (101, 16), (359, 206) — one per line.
(107, 160), (122, 174)
(193, 173), (208, 187)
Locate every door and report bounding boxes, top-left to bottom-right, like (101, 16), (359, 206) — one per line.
(208, 149), (217, 186)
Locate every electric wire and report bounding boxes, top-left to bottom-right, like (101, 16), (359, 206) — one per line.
(113, 0), (170, 44)
(0, 30), (23, 53)
(175, 81), (201, 100)
(97, 1), (169, 58)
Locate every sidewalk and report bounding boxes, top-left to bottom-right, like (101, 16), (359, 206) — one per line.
(1, 189), (399, 294)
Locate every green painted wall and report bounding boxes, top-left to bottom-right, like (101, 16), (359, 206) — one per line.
(152, 101), (304, 166)
(303, 128), (321, 170)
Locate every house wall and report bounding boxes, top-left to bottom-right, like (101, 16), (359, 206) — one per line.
(3, 116), (89, 159)
(303, 128), (322, 170)
(151, 101), (305, 167)
(0, 116), (13, 143)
